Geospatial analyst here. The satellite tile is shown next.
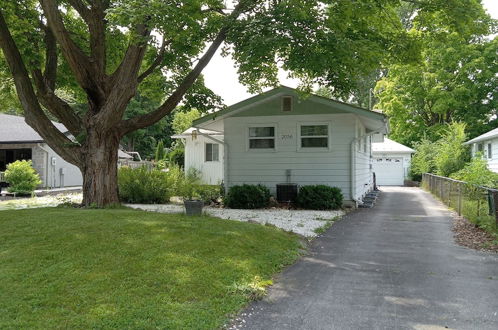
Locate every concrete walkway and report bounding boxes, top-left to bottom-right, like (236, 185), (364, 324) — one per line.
(236, 187), (498, 330)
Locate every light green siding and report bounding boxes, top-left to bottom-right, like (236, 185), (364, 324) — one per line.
(232, 95), (349, 117)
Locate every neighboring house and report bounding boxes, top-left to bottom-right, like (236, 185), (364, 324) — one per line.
(0, 114), (131, 188)
(372, 138), (414, 186)
(172, 86), (389, 206)
(172, 127), (224, 184)
(464, 127), (498, 173)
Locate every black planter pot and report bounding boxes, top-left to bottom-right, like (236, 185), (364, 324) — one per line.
(184, 200), (204, 216)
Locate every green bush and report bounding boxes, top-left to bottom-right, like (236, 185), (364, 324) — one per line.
(297, 185), (343, 210)
(225, 184), (271, 209)
(197, 185), (223, 204)
(118, 166), (171, 203)
(434, 122), (469, 177)
(168, 148), (184, 168)
(4, 160), (42, 195)
(410, 138), (437, 181)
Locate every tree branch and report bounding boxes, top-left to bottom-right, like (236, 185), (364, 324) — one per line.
(42, 24), (57, 90)
(32, 69), (83, 136)
(40, 0), (104, 103)
(0, 10), (82, 166)
(119, 29), (227, 134)
(137, 38), (171, 83)
(119, 0), (255, 134)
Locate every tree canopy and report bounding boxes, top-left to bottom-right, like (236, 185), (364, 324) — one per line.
(375, 2), (497, 145)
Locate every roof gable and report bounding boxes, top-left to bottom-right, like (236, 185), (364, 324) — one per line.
(465, 127), (498, 145)
(193, 86), (386, 126)
(372, 138), (414, 153)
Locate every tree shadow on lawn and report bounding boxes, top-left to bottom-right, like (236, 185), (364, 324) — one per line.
(0, 208), (302, 329)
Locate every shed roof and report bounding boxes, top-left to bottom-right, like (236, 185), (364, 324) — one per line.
(172, 127), (224, 139)
(372, 138), (414, 154)
(0, 114), (67, 144)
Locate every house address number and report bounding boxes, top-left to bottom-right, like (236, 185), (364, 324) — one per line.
(281, 134), (293, 140)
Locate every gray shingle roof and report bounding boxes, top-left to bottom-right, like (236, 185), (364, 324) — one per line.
(465, 127), (498, 145)
(0, 114), (68, 143)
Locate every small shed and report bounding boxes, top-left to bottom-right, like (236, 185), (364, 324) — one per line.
(372, 138), (414, 186)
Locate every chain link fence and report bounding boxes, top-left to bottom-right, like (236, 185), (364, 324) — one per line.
(422, 173), (498, 234)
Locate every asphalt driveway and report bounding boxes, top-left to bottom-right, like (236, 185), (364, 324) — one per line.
(235, 187), (498, 330)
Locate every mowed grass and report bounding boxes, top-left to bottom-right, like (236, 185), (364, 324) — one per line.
(0, 208), (302, 329)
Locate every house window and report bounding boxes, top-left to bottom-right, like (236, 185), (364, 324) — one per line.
(282, 96), (293, 112)
(477, 143), (484, 153)
(300, 125), (328, 148)
(488, 143), (493, 159)
(205, 143), (219, 162)
(249, 126), (275, 149)
(363, 136), (367, 153)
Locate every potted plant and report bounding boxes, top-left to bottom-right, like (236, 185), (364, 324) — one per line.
(181, 169), (203, 216)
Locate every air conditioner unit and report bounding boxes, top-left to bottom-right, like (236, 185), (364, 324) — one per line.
(276, 183), (298, 203)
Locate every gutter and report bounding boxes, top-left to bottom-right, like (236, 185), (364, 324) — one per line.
(192, 127), (228, 193)
(350, 120), (387, 205)
(37, 143), (51, 189)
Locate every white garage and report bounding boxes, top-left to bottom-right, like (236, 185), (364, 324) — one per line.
(372, 138), (414, 186)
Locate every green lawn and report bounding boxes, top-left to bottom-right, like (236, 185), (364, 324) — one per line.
(0, 208), (302, 329)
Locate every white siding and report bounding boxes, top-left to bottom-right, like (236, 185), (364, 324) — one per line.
(354, 120), (373, 200)
(184, 135), (224, 184)
(472, 139), (498, 173)
(224, 114), (358, 201)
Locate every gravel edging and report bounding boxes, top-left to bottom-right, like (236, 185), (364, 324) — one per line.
(126, 204), (344, 237)
(452, 214), (498, 253)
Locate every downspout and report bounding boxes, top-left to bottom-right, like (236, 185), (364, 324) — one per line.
(37, 143), (50, 189)
(193, 128), (228, 193)
(350, 120), (387, 206)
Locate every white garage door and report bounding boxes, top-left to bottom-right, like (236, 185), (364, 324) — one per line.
(373, 157), (404, 186)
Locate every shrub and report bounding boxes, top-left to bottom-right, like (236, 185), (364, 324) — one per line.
(4, 160), (42, 195)
(433, 122), (469, 177)
(167, 148), (184, 168)
(410, 138), (437, 181)
(225, 184), (271, 209)
(297, 185), (343, 210)
(118, 166), (171, 203)
(197, 185), (223, 204)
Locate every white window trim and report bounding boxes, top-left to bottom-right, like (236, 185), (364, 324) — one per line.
(297, 122), (331, 152)
(204, 142), (220, 162)
(246, 123), (278, 152)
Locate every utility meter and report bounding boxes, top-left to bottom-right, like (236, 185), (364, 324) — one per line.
(51, 157), (57, 166)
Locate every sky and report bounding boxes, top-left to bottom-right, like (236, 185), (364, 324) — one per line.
(202, 1), (498, 106)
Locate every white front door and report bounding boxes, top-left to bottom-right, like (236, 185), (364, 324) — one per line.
(373, 157), (404, 186)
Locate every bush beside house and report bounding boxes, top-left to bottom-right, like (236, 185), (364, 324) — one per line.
(297, 185), (343, 210)
(4, 160), (41, 195)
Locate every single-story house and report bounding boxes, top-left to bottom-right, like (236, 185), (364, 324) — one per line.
(172, 86), (389, 206)
(0, 114), (131, 188)
(372, 138), (414, 186)
(464, 127), (498, 173)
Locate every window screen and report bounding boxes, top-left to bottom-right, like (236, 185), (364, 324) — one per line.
(205, 143), (219, 161)
(249, 127), (275, 149)
(300, 125), (328, 148)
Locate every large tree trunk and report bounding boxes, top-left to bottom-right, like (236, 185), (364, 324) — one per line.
(80, 130), (121, 207)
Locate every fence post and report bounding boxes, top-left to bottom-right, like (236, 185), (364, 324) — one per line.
(448, 180), (451, 206)
(440, 177), (443, 199)
(493, 191), (498, 227)
(458, 183), (462, 216)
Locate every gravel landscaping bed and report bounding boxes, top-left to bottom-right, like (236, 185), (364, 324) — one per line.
(126, 204), (344, 237)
